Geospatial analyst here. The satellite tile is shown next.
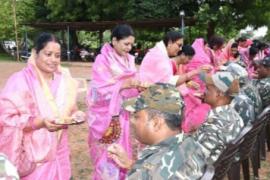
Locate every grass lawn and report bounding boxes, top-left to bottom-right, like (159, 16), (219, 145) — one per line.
(0, 53), (15, 61)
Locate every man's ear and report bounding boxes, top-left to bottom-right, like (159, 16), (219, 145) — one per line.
(151, 116), (163, 132)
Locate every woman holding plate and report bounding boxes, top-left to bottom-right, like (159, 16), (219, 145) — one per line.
(0, 32), (85, 180)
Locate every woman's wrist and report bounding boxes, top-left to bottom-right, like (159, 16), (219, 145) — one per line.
(30, 117), (45, 130)
(29, 116), (38, 130)
(121, 81), (129, 90)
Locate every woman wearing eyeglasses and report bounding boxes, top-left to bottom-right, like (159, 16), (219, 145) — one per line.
(87, 24), (147, 180)
(139, 31), (203, 87)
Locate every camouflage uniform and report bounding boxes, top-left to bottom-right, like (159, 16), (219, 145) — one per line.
(193, 105), (244, 164)
(241, 81), (263, 116)
(123, 83), (206, 180)
(127, 134), (206, 180)
(236, 56), (248, 68)
(253, 77), (270, 108)
(231, 93), (255, 125)
(219, 62), (262, 119)
(123, 83), (185, 116)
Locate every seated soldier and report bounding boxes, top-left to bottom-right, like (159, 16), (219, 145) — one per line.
(107, 83), (206, 179)
(193, 71), (244, 164)
(220, 62), (256, 125)
(253, 56), (270, 108)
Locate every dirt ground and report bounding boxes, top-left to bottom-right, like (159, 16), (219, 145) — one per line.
(0, 61), (270, 180)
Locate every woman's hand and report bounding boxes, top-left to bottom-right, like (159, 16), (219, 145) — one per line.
(186, 81), (200, 90)
(42, 118), (65, 132)
(24, 117), (64, 132)
(122, 79), (151, 90)
(122, 78), (138, 89)
(107, 144), (134, 170)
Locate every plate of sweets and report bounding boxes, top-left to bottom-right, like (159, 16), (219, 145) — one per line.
(55, 111), (86, 125)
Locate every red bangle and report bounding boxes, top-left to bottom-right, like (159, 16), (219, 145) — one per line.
(29, 116), (38, 130)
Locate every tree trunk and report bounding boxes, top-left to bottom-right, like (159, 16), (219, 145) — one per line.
(61, 30), (65, 45)
(207, 21), (216, 41)
(99, 30), (103, 47)
(69, 30), (79, 48)
(12, 0), (20, 61)
(69, 30), (81, 60)
(0, 43), (5, 53)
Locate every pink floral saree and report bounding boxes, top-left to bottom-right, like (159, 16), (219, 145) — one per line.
(0, 54), (78, 180)
(87, 43), (138, 180)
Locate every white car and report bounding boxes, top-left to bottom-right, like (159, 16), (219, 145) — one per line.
(2, 41), (16, 50)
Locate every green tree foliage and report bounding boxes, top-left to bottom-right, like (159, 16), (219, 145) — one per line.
(0, 0), (14, 40)
(193, 0), (270, 39)
(0, 0), (36, 41)
(1, 0), (270, 48)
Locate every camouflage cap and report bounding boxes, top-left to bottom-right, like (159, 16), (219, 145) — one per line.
(123, 83), (184, 116)
(200, 71), (240, 96)
(254, 56), (270, 67)
(219, 62), (248, 79)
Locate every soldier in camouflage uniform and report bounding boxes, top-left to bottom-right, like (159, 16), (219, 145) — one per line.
(231, 94), (255, 125)
(194, 71), (244, 164)
(220, 62), (257, 125)
(253, 56), (270, 108)
(107, 83), (206, 180)
(241, 81), (262, 116)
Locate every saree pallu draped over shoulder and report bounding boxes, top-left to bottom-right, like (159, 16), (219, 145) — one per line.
(0, 52), (78, 180)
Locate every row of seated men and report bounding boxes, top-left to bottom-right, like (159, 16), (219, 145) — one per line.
(107, 56), (270, 179)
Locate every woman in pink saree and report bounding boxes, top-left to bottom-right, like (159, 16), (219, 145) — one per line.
(221, 40), (238, 62)
(0, 33), (84, 180)
(181, 38), (213, 133)
(139, 35), (211, 133)
(87, 24), (145, 180)
(139, 31), (201, 86)
(206, 35), (225, 67)
(240, 46), (260, 78)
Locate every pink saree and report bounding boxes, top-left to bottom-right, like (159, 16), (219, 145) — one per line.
(186, 38), (214, 85)
(240, 48), (259, 78)
(139, 39), (210, 133)
(0, 56), (78, 180)
(181, 39), (212, 133)
(139, 41), (177, 84)
(220, 39), (236, 63)
(87, 43), (138, 180)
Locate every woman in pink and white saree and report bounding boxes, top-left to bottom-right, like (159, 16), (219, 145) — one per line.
(181, 38), (213, 133)
(87, 25), (144, 180)
(139, 35), (211, 133)
(0, 33), (83, 180)
(139, 31), (201, 87)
